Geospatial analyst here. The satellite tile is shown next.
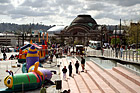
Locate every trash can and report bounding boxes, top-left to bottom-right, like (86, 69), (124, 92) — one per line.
(55, 80), (62, 90)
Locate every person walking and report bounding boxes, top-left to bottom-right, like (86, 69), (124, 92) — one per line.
(77, 49), (80, 55)
(75, 61), (79, 74)
(62, 66), (67, 80)
(101, 47), (104, 56)
(120, 45), (123, 58)
(50, 53), (53, 62)
(116, 45), (119, 57)
(81, 57), (85, 72)
(3, 52), (7, 60)
(68, 62), (72, 77)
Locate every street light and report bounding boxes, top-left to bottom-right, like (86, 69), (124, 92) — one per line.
(21, 32), (24, 46)
(98, 25), (104, 56)
(98, 26), (103, 48)
(119, 19), (121, 48)
(136, 23), (139, 61)
(115, 25), (117, 57)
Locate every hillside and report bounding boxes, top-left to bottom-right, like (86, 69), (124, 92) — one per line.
(0, 23), (55, 33)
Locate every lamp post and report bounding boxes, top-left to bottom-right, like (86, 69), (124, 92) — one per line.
(98, 26), (103, 48)
(136, 23), (139, 61)
(115, 25), (117, 57)
(119, 19), (121, 47)
(98, 25), (104, 56)
(21, 25), (25, 46)
(136, 23), (138, 49)
(22, 32), (24, 46)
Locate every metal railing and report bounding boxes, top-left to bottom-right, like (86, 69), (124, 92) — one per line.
(87, 49), (140, 63)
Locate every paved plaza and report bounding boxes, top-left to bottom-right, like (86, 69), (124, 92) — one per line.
(0, 49), (140, 93)
(0, 52), (60, 93)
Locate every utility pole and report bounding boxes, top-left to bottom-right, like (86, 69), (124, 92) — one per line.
(136, 23), (138, 49)
(101, 26), (103, 48)
(22, 25), (24, 46)
(22, 33), (24, 46)
(120, 19), (121, 47)
(115, 25), (117, 57)
(136, 23), (139, 61)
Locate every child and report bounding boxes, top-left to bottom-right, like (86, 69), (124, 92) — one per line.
(62, 66), (67, 80)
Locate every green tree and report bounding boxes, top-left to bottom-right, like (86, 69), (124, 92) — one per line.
(127, 23), (140, 44)
(111, 38), (120, 45)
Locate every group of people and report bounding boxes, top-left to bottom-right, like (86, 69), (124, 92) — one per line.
(9, 54), (19, 60)
(3, 52), (19, 60)
(62, 57), (85, 80)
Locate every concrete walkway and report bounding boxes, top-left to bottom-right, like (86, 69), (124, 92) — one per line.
(0, 52), (140, 93)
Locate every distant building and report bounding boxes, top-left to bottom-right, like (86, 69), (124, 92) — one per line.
(47, 25), (66, 37)
(0, 33), (17, 46)
(55, 15), (112, 46)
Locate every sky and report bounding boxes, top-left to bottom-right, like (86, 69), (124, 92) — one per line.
(0, 0), (140, 26)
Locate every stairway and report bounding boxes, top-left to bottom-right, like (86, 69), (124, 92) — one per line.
(59, 57), (140, 93)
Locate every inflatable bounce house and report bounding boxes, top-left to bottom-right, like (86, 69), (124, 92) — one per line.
(18, 41), (48, 63)
(22, 45), (43, 73)
(0, 45), (52, 92)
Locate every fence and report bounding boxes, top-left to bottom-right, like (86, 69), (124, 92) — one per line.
(87, 49), (140, 62)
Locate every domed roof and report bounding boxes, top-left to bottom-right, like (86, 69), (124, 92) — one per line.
(47, 25), (65, 32)
(47, 25), (65, 35)
(71, 15), (97, 24)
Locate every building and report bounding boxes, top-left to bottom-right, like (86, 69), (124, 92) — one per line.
(56, 15), (111, 46)
(47, 25), (66, 37)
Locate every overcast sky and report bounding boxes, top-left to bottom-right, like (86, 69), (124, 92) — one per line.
(0, 0), (140, 26)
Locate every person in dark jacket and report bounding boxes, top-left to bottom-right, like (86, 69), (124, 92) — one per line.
(9, 54), (14, 60)
(75, 61), (79, 74)
(62, 66), (67, 80)
(81, 57), (85, 72)
(50, 53), (53, 62)
(3, 52), (7, 60)
(68, 62), (72, 76)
